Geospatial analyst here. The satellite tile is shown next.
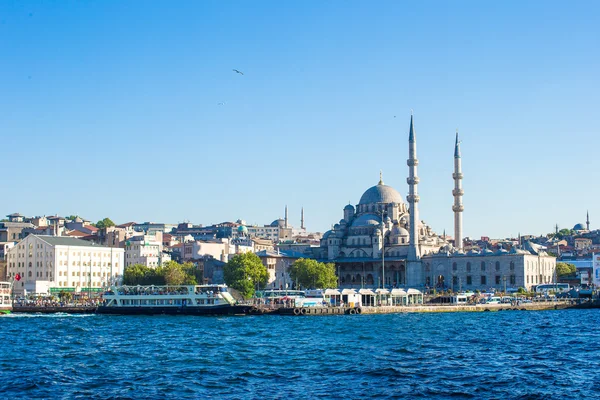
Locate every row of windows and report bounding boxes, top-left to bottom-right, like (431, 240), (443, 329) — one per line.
(452, 261), (517, 272)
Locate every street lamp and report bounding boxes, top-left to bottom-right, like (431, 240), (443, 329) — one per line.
(503, 275), (507, 295)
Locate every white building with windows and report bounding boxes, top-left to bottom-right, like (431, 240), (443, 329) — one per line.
(5, 235), (124, 296)
(124, 233), (170, 268)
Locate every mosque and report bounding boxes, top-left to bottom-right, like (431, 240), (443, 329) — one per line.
(317, 116), (556, 292)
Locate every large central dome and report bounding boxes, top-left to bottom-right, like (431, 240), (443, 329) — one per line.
(359, 182), (404, 205)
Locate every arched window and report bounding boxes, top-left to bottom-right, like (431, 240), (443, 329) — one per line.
(28, 262), (32, 268)
(466, 262), (472, 272)
(452, 262), (458, 272)
(495, 261), (500, 271)
(510, 261), (515, 271)
(28, 271), (32, 277)
(481, 262), (486, 272)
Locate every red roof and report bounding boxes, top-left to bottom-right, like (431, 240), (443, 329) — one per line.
(84, 225), (99, 232)
(67, 230), (88, 237)
(117, 222), (136, 228)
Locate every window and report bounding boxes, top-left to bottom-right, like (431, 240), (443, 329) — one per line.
(481, 262), (486, 272)
(466, 276), (472, 285)
(466, 262), (471, 272)
(481, 276), (486, 285)
(495, 275), (501, 285)
(452, 262), (457, 272)
(510, 275), (516, 285)
(495, 261), (500, 271)
(510, 262), (515, 271)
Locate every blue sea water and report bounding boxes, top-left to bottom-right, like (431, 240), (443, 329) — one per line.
(1, 310), (599, 399)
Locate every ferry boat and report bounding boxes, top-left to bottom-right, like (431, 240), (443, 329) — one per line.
(97, 284), (251, 316)
(0, 282), (12, 314)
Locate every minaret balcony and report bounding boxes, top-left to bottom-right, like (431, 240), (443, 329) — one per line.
(452, 189), (464, 196)
(452, 205), (464, 212)
(452, 172), (463, 179)
(407, 159), (419, 167)
(407, 194), (420, 203)
(407, 177), (420, 185)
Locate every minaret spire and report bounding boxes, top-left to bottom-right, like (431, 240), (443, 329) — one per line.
(587, 210), (590, 230)
(407, 114), (421, 261)
(379, 170), (384, 185)
(285, 205), (288, 228)
(301, 207), (305, 230)
(452, 129), (464, 251)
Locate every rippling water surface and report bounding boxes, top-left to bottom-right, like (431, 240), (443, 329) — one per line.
(1, 310), (600, 399)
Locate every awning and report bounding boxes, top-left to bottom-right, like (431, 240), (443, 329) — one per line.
(359, 288), (376, 295)
(375, 288), (390, 295)
(341, 288), (357, 295)
(407, 288), (422, 295)
(391, 288), (407, 295)
(324, 289), (341, 295)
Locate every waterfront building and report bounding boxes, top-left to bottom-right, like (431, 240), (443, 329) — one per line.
(318, 115), (556, 291)
(256, 249), (305, 290)
(5, 235), (124, 296)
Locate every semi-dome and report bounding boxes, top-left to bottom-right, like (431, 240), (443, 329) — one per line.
(391, 225), (409, 236)
(351, 213), (381, 227)
(270, 218), (285, 228)
(573, 223), (586, 230)
(359, 182), (403, 205)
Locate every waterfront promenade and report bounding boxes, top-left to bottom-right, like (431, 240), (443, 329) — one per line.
(8, 298), (597, 315)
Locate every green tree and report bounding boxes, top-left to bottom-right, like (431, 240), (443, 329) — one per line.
(556, 262), (576, 277)
(123, 264), (164, 285)
(95, 217), (116, 229)
(224, 253), (268, 299)
(289, 258), (338, 289)
(65, 215), (79, 221)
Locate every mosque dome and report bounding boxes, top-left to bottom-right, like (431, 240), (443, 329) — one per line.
(237, 225), (248, 234)
(351, 214), (381, 227)
(270, 218), (285, 228)
(344, 204), (355, 211)
(573, 223), (586, 231)
(481, 248), (494, 256)
(322, 230), (333, 240)
(359, 182), (403, 205)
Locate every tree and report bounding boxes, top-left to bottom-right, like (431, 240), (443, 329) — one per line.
(289, 258), (338, 289)
(65, 215), (79, 221)
(556, 262), (576, 277)
(95, 217), (116, 229)
(224, 253), (268, 299)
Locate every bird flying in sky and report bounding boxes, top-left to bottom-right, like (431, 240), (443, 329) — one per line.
(233, 69), (244, 75)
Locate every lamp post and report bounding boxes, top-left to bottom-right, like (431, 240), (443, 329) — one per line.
(503, 275), (507, 295)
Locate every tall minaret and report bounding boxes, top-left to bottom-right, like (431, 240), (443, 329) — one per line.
(285, 205), (288, 228)
(301, 207), (305, 230)
(406, 114), (421, 286)
(587, 210), (590, 231)
(452, 130), (464, 251)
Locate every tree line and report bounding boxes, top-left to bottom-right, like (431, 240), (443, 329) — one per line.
(223, 253), (337, 299)
(123, 261), (201, 286)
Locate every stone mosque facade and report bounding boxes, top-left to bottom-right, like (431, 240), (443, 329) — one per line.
(318, 116), (556, 291)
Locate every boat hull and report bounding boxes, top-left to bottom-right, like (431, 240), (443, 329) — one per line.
(96, 304), (251, 316)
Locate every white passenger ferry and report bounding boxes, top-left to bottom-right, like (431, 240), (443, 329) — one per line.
(0, 282), (12, 314)
(97, 284), (251, 316)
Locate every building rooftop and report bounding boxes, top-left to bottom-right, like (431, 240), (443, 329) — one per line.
(36, 235), (103, 247)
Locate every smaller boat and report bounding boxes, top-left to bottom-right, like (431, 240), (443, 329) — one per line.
(0, 281), (12, 314)
(97, 284), (251, 316)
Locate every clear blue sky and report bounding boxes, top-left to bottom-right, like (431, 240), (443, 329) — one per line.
(1, 1), (598, 238)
